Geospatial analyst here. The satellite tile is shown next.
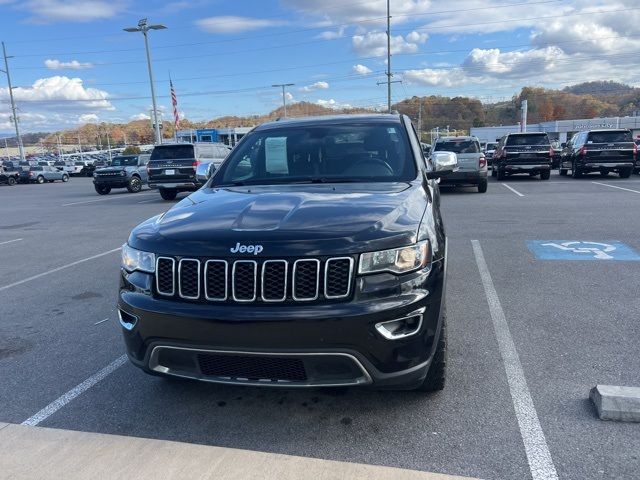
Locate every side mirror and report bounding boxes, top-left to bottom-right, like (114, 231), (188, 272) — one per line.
(427, 152), (458, 179)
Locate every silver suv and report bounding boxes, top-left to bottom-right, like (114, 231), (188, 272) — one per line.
(431, 136), (487, 193)
(93, 154), (150, 195)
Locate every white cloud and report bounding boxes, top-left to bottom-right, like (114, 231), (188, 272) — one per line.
(282, 0), (431, 26)
(45, 59), (93, 70)
(21, 0), (128, 23)
(78, 113), (99, 123)
(316, 98), (353, 109)
(461, 47), (565, 78)
(352, 31), (427, 57)
(352, 64), (373, 75)
(403, 68), (468, 87)
(196, 16), (287, 34)
(0, 76), (113, 111)
(299, 81), (329, 92)
(130, 113), (150, 121)
(316, 27), (344, 40)
(285, 92), (294, 102)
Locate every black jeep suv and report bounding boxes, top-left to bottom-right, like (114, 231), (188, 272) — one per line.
(493, 132), (552, 180)
(118, 114), (451, 391)
(559, 129), (636, 178)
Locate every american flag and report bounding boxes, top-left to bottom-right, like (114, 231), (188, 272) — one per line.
(170, 78), (180, 130)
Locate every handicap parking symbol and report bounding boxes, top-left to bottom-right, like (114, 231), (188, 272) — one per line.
(527, 240), (640, 261)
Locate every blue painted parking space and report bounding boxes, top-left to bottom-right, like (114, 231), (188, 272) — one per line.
(527, 241), (640, 261)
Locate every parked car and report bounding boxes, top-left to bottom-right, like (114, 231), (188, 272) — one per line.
(550, 141), (562, 169)
(483, 142), (498, 167)
(431, 136), (487, 193)
(93, 154), (150, 195)
(19, 165), (69, 184)
(559, 129), (636, 178)
(0, 165), (20, 186)
(493, 132), (552, 180)
(119, 113), (452, 391)
(147, 142), (232, 200)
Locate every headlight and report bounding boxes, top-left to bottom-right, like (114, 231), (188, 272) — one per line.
(359, 241), (430, 275)
(120, 170), (127, 176)
(121, 244), (155, 273)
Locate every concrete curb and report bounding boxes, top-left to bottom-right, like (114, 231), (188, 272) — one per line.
(0, 424), (478, 480)
(590, 385), (640, 422)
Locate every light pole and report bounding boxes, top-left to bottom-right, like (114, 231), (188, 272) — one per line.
(124, 18), (166, 145)
(272, 83), (294, 117)
(1, 42), (25, 162)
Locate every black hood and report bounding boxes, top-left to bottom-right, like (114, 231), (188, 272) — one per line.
(129, 182), (429, 257)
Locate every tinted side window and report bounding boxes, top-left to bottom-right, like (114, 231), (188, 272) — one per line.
(587, 131), (632, 143)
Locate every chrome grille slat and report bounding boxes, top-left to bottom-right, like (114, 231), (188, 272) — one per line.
(232, 260), (257, 302)
(261, 260), (288, 302)
(204, 260), (228, 301)
(178, 259), (201, 300)
(156, 257), (175, 296)
(156, 256), (352, 303)
(292, 259), (320, 301)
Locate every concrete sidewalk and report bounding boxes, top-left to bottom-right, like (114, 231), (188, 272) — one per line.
(0, 423), (476, 480)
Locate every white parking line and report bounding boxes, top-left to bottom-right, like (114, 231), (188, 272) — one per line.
(501, 183), (525, 197)
(471, 240), (558, 480)
(0, 247), (121, 292)
(94, 318), (109, 326)
(137, 198), (158, 204)
(0, 238), (23, 246)
(591, 181), (640, 194)
(62, 193), (154, 206)
(22, 355), (127, 426)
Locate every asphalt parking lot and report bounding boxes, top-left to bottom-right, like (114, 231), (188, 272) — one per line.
(1, 175), (639, 479)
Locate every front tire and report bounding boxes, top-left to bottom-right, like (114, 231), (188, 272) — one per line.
(497, 168), (506, 181)
(415, 308), (447, 393)
(159, 188), (178, 200)
(477, 179), (488, 193)
(540, 170), (551, 180)
(559, 168), (568, 176)
(619, 168), (632, 179)
(491, 167), (497, 177)
(36, 175), (45, 184)
(94, 185), (111, 195)
(127, 176), (142, 193)
(62, 174), (69, 182)
(7, 177), (16, 186)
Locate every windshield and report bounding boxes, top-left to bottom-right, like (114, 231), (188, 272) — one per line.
(30, 166), (43, 171)
(506, 134), (549, 146)
(110, 156), (138, 167)
(485, 143), (498, 150)
(434, 139), (480, 154)
(212, 123), (416, 186)
(587, 131), (632, 143)
(150, 145), (195, 161)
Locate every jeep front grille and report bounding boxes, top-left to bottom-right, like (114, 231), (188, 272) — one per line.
(155, 256), (354, 304)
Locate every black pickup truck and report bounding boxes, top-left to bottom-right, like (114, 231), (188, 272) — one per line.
(559, 129), (636, 178)
(492, 132), (552, 180)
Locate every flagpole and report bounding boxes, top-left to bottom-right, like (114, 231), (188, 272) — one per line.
(169, 71), (178, 143)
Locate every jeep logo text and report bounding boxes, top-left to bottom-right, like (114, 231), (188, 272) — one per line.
(230, 242), (263, 255)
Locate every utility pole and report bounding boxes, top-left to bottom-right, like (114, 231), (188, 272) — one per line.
(521, 99), (528, 132)
(272, 83), (294, 117)
(78, 133), (83, 161)
(4, 138), (9, 160)
(1, 42), (25, 162)
(105, 129), (112, 162)
(376, 1), (401, 113)
(56, 134), (62, 157)
(418, 103), (423, 141)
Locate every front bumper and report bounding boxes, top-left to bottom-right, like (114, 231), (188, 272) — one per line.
(118, 258), (446, 389)
(93, 178), (129, 188)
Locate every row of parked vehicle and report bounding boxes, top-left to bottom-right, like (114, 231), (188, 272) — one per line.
(483, 129), (640, 180)
(92, 143), (232, 198)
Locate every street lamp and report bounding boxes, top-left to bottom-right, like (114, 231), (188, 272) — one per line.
(124, 18), (166, 145)
(272, 83), (294, 117)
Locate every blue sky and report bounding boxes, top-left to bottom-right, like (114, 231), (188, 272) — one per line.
(0, 0), (638, 133)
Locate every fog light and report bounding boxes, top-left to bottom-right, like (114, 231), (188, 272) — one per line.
(375, 309), (424, 340)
